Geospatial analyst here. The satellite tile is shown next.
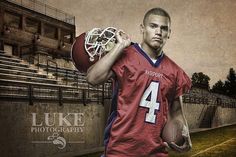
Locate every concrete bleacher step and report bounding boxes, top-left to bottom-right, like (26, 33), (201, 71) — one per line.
(45, 67), (78, 76)
(0, 94), (28, 99)
(0, 84), (28, 98)
(0, 78), (76, 89)
(38, 63), (82, 75)
(33, 88), (58, 93)
(33, 87), (59, 99)
(0, 85), (28, 95)
(71, 82), (89, 88)
(0, 63), (38, 72)
(0, 67), (47, 78)
(0, 80), (94, 101)
(62, 89), (84, 100)
(37, 63), (90, 87)
(0, 73), (58, 84)
(71, 82), (105, 91)
(54, 72), (84, 79)
(0, 59), (29, 68)
(62, 89), (81, 96)
(0, 79), (87, 100)
(0, 86), (58, 100)
(0, 84), (28, 91)
(0, 55), (22, 63)
(63, 77), (87, 82)
(0, 51), (14, 57)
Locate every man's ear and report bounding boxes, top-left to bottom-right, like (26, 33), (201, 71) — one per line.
(140, 24), (144, 34)
(168, 29), (171, 39)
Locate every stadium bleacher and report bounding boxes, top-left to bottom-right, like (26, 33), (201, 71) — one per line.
(0, 50), (112, 105)
(0, 50), (57, 84)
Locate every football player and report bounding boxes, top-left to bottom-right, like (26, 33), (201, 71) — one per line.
(87, 7), (192, 156)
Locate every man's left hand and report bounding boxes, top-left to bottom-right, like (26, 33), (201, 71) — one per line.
(168, 125), (192, 152)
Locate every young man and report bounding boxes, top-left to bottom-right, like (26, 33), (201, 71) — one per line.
(87, 8), (192, 157)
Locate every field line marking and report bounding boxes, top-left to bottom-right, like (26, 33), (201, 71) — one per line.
(191, 138), (236, 157)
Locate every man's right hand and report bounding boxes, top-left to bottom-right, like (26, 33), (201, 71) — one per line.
(116, 30), (131, 49)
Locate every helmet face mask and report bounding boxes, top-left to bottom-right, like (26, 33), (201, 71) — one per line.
(85, 27), (117, 61)
(71, 27), (117, 72)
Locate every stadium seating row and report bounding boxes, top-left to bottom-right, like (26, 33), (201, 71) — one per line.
(0, 50), (112, 105)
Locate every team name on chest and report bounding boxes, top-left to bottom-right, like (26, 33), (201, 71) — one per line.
(145, 70), (163, 78)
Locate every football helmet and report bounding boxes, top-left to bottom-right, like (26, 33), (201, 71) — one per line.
(71, 27), (117, 72)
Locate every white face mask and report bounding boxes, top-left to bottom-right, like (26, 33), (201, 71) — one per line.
(85, 27), (117, 61)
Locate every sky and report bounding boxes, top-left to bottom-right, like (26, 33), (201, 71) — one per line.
(47, 0), (236, 86)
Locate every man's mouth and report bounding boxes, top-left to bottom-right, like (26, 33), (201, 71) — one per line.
(152, 37), (162, 42)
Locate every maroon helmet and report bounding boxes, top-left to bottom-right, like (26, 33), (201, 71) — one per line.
(71, 27), (117, 72)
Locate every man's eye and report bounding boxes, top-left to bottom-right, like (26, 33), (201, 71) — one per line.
(150, 24), (157, 28)
(161, 26), (169, 31)
(149, 24), (156, 28)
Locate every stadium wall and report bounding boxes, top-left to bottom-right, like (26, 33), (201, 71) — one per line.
(212, 106), (236, 127)
(0, 101), (109, 157)
(183, 103), (236, 130)
(183, 103), (205, 129)
(0, 99), (236, 156)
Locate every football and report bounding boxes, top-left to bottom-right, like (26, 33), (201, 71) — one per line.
(161, 119), (184, 146)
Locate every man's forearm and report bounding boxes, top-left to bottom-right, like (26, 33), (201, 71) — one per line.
(169, 96), (189, 127)
(86, 43), (125, 85)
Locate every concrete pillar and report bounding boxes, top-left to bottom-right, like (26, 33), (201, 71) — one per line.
(21, 15), (26, 31)
(0, 7), (4, 32)
(40, 22), (44, 36)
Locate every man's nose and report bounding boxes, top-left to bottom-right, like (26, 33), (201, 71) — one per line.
(155, 27), (162, 36)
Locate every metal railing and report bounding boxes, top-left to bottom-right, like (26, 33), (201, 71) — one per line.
(183, 95), (209, 104)
(0, 79), (112, 106)
(183, 94), (236, 108)
(7, 0), (75, 25)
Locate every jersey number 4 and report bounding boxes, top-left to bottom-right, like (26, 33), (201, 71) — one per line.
(139, 82), (160, 124)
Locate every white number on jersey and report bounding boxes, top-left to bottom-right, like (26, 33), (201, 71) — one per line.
(139, 82), (160, 124)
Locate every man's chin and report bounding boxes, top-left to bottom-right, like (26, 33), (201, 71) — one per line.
(152, 44), (162, 51)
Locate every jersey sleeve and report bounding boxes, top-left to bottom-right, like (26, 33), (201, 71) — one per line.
(175, 69), (192, 99)
(111, 51), (127, 79)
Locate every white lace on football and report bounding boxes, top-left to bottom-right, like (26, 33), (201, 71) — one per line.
(85, 27), (117, 61)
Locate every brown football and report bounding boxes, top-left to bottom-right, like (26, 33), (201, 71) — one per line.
(161, 119), (184, 145)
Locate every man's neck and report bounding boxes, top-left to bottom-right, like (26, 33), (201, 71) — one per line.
(140, 43), (163, 59)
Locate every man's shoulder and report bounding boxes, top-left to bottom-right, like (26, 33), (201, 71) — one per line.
(163, 54), (186, 73)
(118, 43), (138, 60)
(163, 54), (191, 88)
(123, 42), (137, 53)
(163, 54), (180, 67)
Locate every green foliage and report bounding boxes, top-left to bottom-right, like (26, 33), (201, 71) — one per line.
(191, 72), (210, 90)
(211, 80), (225, 94)
(211, 68), (236, 98)
(225, 68), (236, 97)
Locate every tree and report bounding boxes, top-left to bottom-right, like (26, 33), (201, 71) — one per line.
(191, 72), (210, 90)
(224, 68), (236, 98)
(211, 80), (225, 94)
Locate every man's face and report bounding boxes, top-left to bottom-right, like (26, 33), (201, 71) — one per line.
(141, 14), (171, 51)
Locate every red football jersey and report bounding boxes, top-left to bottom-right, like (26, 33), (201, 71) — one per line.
(104, 43), (191, 157)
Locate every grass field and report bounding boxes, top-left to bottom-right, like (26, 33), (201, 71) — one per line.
(169, 125), (236, 157)
(80, 125), (236, 157)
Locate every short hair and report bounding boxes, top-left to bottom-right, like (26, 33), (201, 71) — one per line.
(143, 8), (171, 25)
